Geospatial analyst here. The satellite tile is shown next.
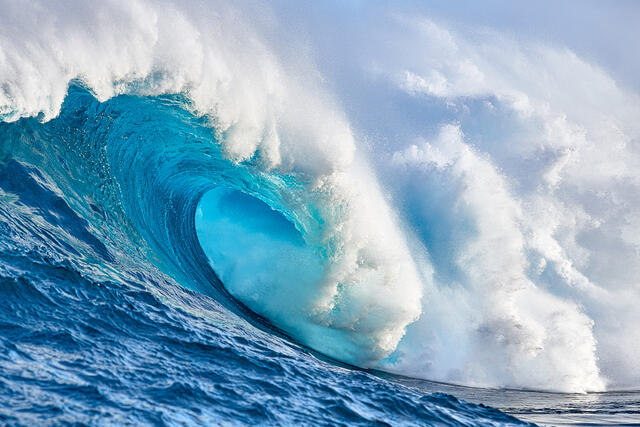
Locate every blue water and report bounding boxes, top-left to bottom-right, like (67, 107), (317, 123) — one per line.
(1, 84), (638, 426)
(0, 84), (529, 426)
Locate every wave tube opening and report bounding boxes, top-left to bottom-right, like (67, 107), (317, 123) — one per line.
(195, 187), (328, 335)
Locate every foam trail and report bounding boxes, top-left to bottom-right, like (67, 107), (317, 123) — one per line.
(2, 0), (640, 393)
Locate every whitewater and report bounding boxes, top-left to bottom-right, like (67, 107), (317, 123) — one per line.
(1, 0), (639, 425)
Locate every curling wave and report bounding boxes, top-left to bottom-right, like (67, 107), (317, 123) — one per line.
(2, 0), (640, 395)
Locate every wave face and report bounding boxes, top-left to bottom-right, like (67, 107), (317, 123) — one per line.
(0, 83), (534, 427)
(0, 0), (639, 418)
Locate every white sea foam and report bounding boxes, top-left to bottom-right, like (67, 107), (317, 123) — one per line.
(2, 0), (640, 392)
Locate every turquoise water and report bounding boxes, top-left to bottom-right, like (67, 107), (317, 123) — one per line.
(2, 2), (640, 423)
(2, 85), (638, 426)
(0, 86), (530, 425)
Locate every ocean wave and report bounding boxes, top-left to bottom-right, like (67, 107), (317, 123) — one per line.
(2, 0), (640, 396)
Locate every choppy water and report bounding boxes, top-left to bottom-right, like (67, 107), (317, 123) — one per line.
(2, 1), (640, 425)
(398, 379), (640, 426)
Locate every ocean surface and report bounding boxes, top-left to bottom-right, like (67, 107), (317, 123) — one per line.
(1, 1), (640, 425)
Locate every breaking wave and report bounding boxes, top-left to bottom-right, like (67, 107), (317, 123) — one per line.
(2, 0), (640, 395)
